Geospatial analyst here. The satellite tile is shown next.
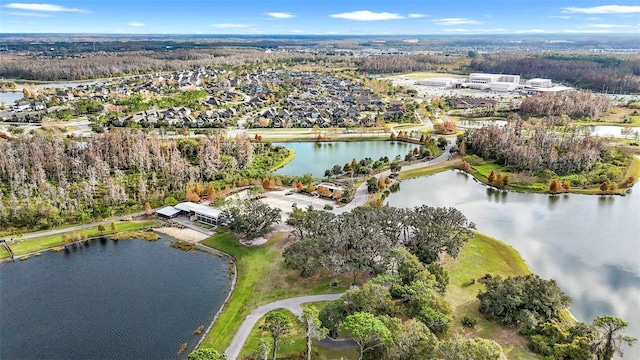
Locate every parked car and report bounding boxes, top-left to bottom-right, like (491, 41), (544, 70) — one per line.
(292, 202), (297, 208)
(284, 191), (293, 195)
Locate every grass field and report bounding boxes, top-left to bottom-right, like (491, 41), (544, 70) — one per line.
(444, 233), (540, 360)
(2, 220), (159, 259)
(199, 230), (350, 353)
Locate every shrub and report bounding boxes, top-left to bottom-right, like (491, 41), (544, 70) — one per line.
(461, 316), (477, 328)
(323, 204), (334, 210)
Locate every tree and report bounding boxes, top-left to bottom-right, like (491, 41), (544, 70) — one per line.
(488, 170), (497, 184)
(591, 315), (637, 359)
(224, 201), (281, 240)
(97, 224), (106, 235)
(187, 348), (223, 360)
(341, 312), (392, 360)
(478, 274), (571, 327)
(261, 311), (291, 360)
(437, 333), (507, 360)
(390, 162), (401, 175)
(406, 205), (476, 264)
(144, 202), (154, 216)
(301, 306), (328, 360)
(549, 179), (563, 194)
(110, 221), (117, 233)
(380, 316), (438, 360)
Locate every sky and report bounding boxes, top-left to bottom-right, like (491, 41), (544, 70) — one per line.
(0, 0), (639, 35)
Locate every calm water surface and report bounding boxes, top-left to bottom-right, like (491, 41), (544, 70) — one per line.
(0, 235), (232, 360)
(274, 141), (416, 177)
(387, 170), (640, 352)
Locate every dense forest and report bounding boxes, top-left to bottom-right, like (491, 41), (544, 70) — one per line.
(519, 91), (612, 119)
(0, 48), (337, 81)
(471, 52), (640, 93)
(358, 54), (455, 74)
(463, 115), (608, 175)
(0, 129), (288, 231)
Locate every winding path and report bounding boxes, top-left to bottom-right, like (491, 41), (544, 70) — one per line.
(225, 293), (343, 360)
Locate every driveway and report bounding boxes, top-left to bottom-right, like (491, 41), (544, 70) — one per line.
(225, 293), (344, 360)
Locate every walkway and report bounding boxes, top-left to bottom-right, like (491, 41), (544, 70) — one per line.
(0, 212), (145, 242)
(225, 293), (343, 360)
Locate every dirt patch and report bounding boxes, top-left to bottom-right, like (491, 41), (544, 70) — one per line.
(155, 227), (208, 243)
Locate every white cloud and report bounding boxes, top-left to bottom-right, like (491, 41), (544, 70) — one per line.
(550, 15), (571, 19)
(267, 12), (295, 19)
(444, 28), (472, 33)
(564, 29), (613, 33)
(408, 13), (425, 18)
(562, 5), (640, 14)
(211, 23), (249, 28)
(127, 22), (144, 27)
(330, 10), (404, 21)
(586, 23), (632, 28)
(434, 18), (482, 25)
(6, 11), (51, 17)
(4, 3), (87, 12)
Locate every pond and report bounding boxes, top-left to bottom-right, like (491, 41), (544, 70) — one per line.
(386, 170), (640, 353)
(583, 125), (640, 139)
(456, 119), (507, 129)
(0, 235), (232, 360)
(273, 141), (417, 177)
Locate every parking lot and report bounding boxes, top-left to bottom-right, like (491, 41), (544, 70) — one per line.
(260, 189), (337, 221)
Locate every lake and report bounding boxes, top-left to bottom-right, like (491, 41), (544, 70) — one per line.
(584, 125), (640, 139)
(386, 170), (640, 354)
(273, 141), (417, 177)
(0, 235), (232, 360)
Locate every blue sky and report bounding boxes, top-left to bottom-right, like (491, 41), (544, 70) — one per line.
(1, 0), (639, 35)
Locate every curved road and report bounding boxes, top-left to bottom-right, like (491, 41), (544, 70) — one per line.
(225, 293), (343, 360)
(334, 137), (454, 214)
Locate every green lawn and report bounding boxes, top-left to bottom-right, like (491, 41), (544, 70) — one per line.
(444, 233), (539, 360)
(199, 230), (349, 353)
(2, 220), (159, 258)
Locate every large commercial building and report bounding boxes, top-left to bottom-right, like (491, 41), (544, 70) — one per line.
(466, 73), (521, 92)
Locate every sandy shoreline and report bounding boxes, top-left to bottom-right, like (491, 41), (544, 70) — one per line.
(154, 227), (209, 243)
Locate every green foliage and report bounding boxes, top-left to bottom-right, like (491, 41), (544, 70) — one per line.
(591, 315), (638, 360)
(318, 301), (346, 338)
(223, 201), (282, 240)
(187, 348), (223, 360)
(477, 274), (571, 327)
(164, 196), (179, 206)
(261, 311), (292, 360)
(437, 333), (507, 360)
(461, 315), (477, 328)
(341, 312), (392, 359)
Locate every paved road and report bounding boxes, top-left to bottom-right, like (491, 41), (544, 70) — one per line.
(225, 293), (343, 360)
(334, 137), (454, 214)
(0, 212), (145, 242)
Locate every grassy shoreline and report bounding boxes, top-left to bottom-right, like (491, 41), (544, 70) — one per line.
(0, 220), (159, 260)
(198, 230), (349, 353)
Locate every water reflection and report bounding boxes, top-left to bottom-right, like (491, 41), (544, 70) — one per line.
(387, 170), (640, 348)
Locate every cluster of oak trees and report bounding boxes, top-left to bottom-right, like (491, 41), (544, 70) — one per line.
(283, 205), (475, 283)
(463, 117), (607, 175)
(471, 53), (640, 93)
(519, 91), (612, 119)
(0, 129), (256, 230)
(358, 54), (454, 74)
